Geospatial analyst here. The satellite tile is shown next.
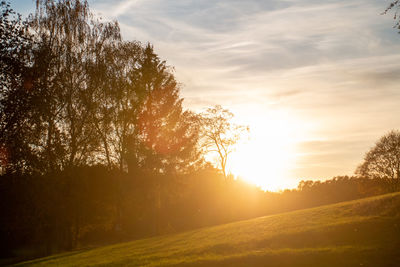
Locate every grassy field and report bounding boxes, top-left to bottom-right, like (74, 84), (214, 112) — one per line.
(15, 192), (400, 266)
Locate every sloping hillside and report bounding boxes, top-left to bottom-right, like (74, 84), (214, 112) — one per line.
(16, 192), (400, 266)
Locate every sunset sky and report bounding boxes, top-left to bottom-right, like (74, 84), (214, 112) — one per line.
(16, 0), (400, 190)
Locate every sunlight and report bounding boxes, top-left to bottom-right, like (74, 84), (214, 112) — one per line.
(228, 108), (306, 191)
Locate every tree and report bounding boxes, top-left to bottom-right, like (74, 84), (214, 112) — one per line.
(383, 1), (400, 31)
(126, 44), (202, 175)
(95, 41), (144, 171)
(121, 44), (203, 234)
(356, 130), (400, 191)
(1, 0), (125, 174)
(200, 105), (248, 179)
(26, 0), (124, 172)
(0, 1), (39, 174)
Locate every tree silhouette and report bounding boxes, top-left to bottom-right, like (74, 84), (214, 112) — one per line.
(383, 1), (400, 31)
(26, 0), (124, 173)
(0, 1), (38, 174)
(356, 130), (400, 191)
(200, 105), (248, 179)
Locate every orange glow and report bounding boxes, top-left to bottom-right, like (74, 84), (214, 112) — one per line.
(228, 108), (306, 191)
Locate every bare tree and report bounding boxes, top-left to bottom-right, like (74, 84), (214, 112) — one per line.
(25, 0), (123, 172)
(383, 1), (400, 31)
(200, 105), (248, 179)
(356, 130), (400, 191)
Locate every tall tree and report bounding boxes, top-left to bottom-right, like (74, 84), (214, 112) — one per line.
(85, 36), (140, 171)
(102, 43), (203, 235)
(25, 0), (121, 172)
(126, 44), (202, 175)
(0, 1), (38, 174)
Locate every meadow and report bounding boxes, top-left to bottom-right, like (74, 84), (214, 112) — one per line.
(16, 192), (400, 266)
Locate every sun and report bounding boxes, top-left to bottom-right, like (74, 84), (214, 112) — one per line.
(228, 109), (304, 191)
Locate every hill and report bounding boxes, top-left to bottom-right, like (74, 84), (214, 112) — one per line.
(16, 192), (400, 266)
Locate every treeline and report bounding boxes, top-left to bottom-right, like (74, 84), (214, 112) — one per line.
(0, 168), (394, 260)
(0, 167), (269, 257)
(264, 175), (395, 214)
(0, 0), (399, 262)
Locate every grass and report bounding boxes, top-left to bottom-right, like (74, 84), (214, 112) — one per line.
(15, 192), (400, 266)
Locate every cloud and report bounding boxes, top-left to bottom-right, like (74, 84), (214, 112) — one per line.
(91, 0), (400, 182)
(12, 0), (400, 185)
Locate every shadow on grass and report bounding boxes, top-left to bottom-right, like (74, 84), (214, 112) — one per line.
(171, 247), (400, 267)
(14, 247), (95, 266)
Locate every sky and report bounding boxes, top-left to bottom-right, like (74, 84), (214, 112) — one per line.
(14, 0), (400, 190)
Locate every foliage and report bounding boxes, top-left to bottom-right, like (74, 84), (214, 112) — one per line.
(0, 1), (38, 173)
(26, 0), (122, 172)
(0, 0), (202, 175)
(0, 1), (31, 91)
(124, 44), (203, 175)
(356, 130), (400, 191)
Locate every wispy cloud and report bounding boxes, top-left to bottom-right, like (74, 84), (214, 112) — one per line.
(12, 0), (400, 187)
(90, 0), (400, 183)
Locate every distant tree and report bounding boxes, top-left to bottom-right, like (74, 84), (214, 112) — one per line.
(200, 105), (248, 179)
(356, 130), (400, 191)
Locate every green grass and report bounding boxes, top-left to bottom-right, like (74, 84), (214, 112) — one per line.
(16, 192), (400, 266)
